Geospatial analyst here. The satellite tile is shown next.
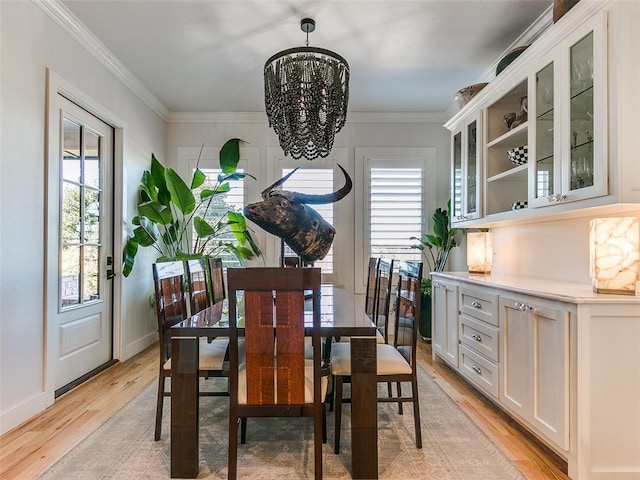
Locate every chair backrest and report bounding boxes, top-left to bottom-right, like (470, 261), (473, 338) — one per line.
(393, 260), (423, 367)
(186, 259), (210, 315)
(206, 257), (226, 304)
(226, 267), (322, 407)
(375, 258), (394, 342)
(152, 261), (188, 364)
(364, 257), (380, 319)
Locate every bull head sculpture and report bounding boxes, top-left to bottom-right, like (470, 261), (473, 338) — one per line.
(244, 164), (352, 263)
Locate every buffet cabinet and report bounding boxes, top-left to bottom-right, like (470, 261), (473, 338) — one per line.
(431, 272), (640, 480)
(446, 0), (640, 227)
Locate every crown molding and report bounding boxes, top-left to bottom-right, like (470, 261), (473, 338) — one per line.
(168, 110), (447, 124)
(33, 0), (169, 121)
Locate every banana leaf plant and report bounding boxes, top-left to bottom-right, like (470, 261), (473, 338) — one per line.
(410, 200), (460, 295)
(122, 138), (261, 277)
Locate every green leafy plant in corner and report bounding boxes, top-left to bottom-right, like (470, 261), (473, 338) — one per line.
(122, 138), (261, 277)
(410, 200), (460, 295)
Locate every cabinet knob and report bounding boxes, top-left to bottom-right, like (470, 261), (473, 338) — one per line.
(515, 302), (532, 312)
(471, 365), (482, 374)
(471, 333), (482, 342)
(471, 301), (482, 308)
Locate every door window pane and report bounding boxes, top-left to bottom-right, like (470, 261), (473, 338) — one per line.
(84, 188), (100, 244)
(62, 183), (81, 245)
(61, 245), (80, 307)
(84, 246), (100, 301)
(84, 130), (100, 188)
(60, 116), (103, 309)
(62, 118), (81, 183)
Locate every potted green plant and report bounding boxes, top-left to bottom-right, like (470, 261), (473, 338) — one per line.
(122, 138), (261, 277)
(410, 200), (460, 339)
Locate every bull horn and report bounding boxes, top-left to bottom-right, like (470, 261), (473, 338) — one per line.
(288, 164), (352, 204)
(260, 167), (300, 199)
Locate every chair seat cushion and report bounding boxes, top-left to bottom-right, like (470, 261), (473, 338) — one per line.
(330, 342), (412, 376)
(237, 359), (328, 405)
(163, 337), (229, 371)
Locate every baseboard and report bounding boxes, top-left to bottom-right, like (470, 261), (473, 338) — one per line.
(0, 390), (52, 435)
(122, 332), (157, 361)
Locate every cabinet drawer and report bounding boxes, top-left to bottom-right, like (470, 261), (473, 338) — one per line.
(459, 314), (499, 362)
(459, 287), (498, 326)
(459, 344), (499, 399)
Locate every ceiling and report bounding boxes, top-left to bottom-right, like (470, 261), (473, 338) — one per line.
(61, 0), (552, 114)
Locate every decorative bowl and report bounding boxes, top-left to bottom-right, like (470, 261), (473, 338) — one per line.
(453, 82), (489, 108)
(507, 145), (528, 166)
(496, 46), (529, 76)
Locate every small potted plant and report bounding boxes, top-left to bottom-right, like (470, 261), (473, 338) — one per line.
(410, 200), (459, 339)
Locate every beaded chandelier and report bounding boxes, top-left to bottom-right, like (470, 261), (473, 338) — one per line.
(264, 18), (350, 161)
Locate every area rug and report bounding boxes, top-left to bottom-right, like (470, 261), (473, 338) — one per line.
(38, 364), (525, 480)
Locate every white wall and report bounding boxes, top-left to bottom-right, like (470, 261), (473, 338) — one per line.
(166, 116), (452, 293)
(0, 1), (165, 434)
(488, 210), (640, 284)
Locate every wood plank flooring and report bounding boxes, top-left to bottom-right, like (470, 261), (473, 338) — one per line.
(0, 341), (568, 480)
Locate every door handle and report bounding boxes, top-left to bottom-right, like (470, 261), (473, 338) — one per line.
(106, 256), (115, 279)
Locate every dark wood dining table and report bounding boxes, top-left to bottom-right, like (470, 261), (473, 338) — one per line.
(170, 284), (379, 479)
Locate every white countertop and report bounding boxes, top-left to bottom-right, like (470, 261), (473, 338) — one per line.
(431, 272), (640, 304)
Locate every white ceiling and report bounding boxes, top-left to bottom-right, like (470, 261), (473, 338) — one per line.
(61, 0), (552, 114)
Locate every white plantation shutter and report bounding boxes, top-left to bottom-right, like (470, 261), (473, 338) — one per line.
(370, 167), (423, 263)
(282, 168), (334, 273)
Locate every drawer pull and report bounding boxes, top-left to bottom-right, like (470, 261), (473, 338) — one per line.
(471, 301), (482, 308)
(471, 333), (482, 342)
(515, 302), (532, 312)
(471, 365), (482, 375)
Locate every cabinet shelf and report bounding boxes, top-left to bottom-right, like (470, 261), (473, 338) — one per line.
(487, 164), (528, 183)
(487, 122), (528, 149)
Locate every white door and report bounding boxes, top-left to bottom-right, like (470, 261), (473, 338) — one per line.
(49, 95), (114, 394)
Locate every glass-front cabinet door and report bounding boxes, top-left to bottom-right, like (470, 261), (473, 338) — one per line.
(529, 12), (606, 208)
(451, 113), (481, 225)
(564, 24), (607, 201)
(529, 58), (560, 208)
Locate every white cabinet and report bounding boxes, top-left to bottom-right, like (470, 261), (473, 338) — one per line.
(450, 112), (482, 224)
(444, 1), (640, 227)
(432, 279), (458, 367)
(499, 294), (570, 450)
(430, 271), (640, 480)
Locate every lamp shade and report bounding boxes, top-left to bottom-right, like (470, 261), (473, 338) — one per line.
(589, 217), (640, 294)
(467, 231), (493, 274)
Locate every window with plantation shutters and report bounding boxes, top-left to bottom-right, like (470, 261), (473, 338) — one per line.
(354, 147), (437, 294)
(281, 168), (334, 274)
(370, 167), (423, 263)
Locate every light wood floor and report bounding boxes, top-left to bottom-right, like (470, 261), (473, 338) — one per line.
(0, 342), (569, 480)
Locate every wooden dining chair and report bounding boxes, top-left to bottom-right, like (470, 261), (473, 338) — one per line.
(206, 257), (226, 304)
(331, 260), (423, 454)
(186, 259), (210, 315)
(364, 257), (380, 319)
(152, 261), (229, 441)
(374, 258), (394, 343)
(226, 267), (328, 480)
